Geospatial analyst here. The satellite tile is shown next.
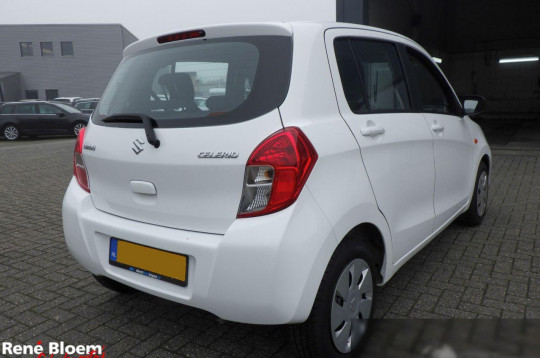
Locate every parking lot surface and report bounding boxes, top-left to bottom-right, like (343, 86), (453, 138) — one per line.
(1, 134), (539, 357)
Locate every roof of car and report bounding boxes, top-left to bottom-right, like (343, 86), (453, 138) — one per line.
(124, 21), (419, 58)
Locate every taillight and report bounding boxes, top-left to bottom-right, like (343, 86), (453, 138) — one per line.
(237, 127), (318, 218)
(73, 127), (90, 192)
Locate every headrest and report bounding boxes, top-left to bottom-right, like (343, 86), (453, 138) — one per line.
(158, 72), (194, 101)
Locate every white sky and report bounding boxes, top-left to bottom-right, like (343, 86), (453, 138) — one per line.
(0, 0), (336, 40)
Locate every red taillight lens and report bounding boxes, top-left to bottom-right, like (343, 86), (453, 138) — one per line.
(73, 127), (90, 192)
(237, 127), (318, 218)
(157, 30), (206, 44)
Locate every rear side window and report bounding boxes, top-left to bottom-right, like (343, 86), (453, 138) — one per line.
(0, 105), (15, 114)
(334, 38), (410, 113)
(94, 36), (292, 128)
(15, 104), (37, 114)
(406, 48), (460, 115)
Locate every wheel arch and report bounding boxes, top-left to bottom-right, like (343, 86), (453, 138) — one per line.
(339, 222), (387, 284)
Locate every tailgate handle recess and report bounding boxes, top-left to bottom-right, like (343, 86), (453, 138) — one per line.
(130, 181), (157, 195)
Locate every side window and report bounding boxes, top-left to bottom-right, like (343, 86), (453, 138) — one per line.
(350, 39), (411, 111)
(334, 39), (368, 113)
(39, 104), (63, 114)
(15, 104), (37, 114)
(406, 48), (459, 115)
(0, 105), (15, 114)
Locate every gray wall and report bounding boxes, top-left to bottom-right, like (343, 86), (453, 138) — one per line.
(0, 24), (137, 100)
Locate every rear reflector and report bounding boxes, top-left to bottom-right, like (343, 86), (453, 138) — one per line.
(157, 30), (206, 44)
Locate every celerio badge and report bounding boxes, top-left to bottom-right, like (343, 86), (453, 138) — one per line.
(198, 152), (239, 159)
(132, 137), (145, 155)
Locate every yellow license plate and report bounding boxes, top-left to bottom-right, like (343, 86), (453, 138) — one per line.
(109, 238), (188, 286)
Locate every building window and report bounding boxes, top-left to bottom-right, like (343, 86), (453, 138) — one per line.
(41, 42), (54, 56)
(25, 90), (38, 99)
(61, 41), (74, 56)
(45, 89), (59, 100)
(20, 42), (33, 57)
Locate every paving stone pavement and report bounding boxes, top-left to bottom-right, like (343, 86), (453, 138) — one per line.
(0, 137), (539, 357)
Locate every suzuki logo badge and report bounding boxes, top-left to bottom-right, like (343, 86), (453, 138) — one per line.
(132, 137), (145, 155)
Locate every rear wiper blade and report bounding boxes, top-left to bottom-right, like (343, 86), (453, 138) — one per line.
(102, 113), (160, 148)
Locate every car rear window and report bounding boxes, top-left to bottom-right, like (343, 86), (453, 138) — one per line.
(93, 36), (292, 128)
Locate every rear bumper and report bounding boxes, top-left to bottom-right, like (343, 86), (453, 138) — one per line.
(62, 177), (337, 324)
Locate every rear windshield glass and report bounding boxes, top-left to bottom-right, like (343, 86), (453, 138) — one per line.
(93, 36), (292, 128)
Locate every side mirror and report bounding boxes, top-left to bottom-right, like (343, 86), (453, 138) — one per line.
(459, 95), (486, 116)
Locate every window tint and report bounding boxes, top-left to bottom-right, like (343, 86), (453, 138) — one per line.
(0, 105), (15, 114)
(41, 42), (53, 56)
(334, 39), (368, 113)
(15, 104), (37, 114)
(334, 38), (410, 113)
(350, 39), (410, 111)
(94, 36), (292, 128)
(61, 41), (74, 56)
(38, 104), (63, 114)
(20, 42), (33, 57)
(406, 48), (458, 115)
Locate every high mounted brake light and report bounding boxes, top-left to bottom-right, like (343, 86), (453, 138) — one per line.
(237, 127), (318, 218)
(157, 30), (206, 44)
(73, 127), (90, 192)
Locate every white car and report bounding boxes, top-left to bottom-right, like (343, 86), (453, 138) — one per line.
(63, 22), (490, 357)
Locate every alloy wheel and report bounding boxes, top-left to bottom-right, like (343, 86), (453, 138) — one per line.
(74, 123), (86, 136)
(4, 126), (19, 140)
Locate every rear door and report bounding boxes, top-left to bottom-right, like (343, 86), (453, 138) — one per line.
(325, 29), (436, 262)
(13, 103), (39, 132)
(83, 33), (292, 235)
(37, 103), (67, 133)
(403, 47), (475, 229)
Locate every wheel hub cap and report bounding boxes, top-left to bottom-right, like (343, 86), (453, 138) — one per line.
(330, 258), (373, 353)
(477, 171), (488, 216)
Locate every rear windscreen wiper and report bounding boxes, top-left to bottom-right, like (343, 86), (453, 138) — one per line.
(102, 113), (160, 148)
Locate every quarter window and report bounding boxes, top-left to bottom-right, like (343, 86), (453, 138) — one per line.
(0, 105), (15, 114)
(61, 41), (74, 56)
(41, 42), (54, 56)
(334, 38), (411, 113)
(406, 48), (460, 115)
(20, 42), (33, 57)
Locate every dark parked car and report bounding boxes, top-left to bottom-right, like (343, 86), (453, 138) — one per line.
(0, 101), (89, 140)
(74, 99), (99, 114)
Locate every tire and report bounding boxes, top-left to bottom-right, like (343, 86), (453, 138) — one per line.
(93, 275), (137, 294)
(461, 162), (489, 226)
(3, 124), (20, 141)
(291, 240), (376, 358)
(73, 122), (86, 136)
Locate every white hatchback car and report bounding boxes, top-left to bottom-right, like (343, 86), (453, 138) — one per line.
(63, 22), (491, 357)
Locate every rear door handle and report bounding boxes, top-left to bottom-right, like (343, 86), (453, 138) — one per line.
(431, 123), (445, 132)
(360, 126), (385, 137)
